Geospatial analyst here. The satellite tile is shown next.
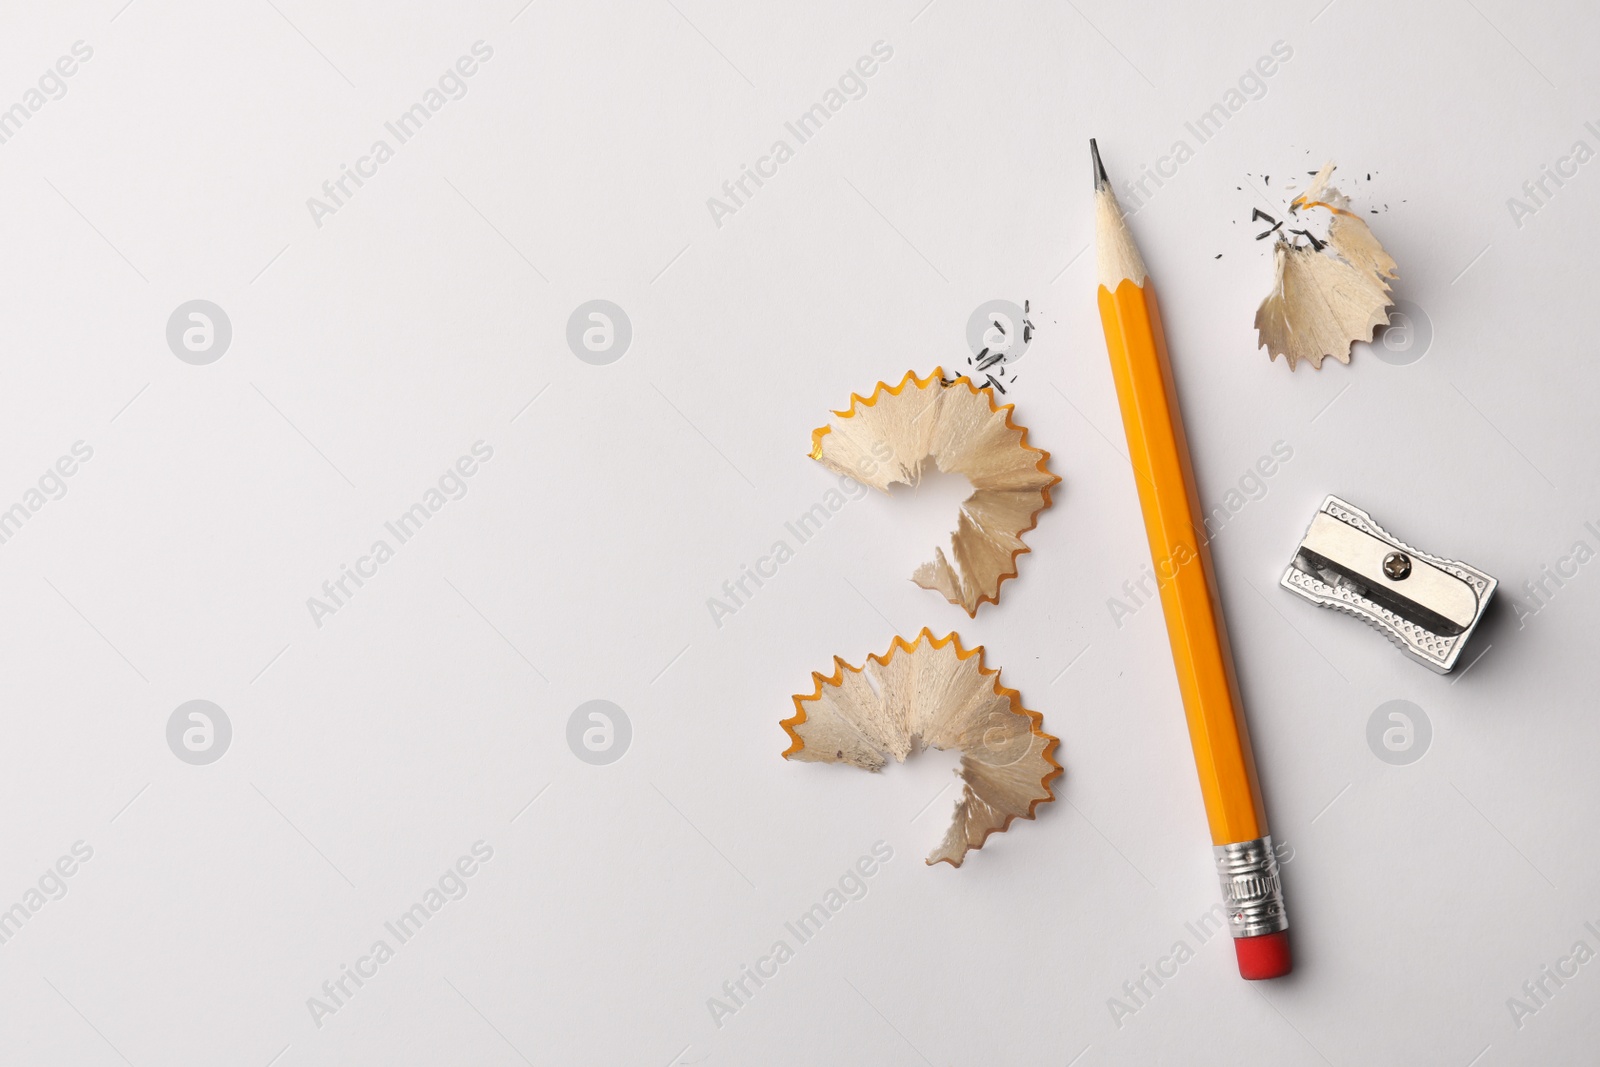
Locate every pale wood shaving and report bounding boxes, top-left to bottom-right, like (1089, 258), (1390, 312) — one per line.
(1255, 161), (1398, 370)
(781, 630), (1061, 867)
(810, 370), (1058, 614)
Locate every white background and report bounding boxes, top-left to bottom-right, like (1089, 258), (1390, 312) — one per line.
(0, 1), (1596, 1064)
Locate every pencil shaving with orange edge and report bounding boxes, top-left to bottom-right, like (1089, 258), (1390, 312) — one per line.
(781, 628), (1060, 867)
(809, 369), (1059, 615)
(1258, 160), (1399, 370)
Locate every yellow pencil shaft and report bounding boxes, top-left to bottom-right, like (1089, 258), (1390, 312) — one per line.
(1097, 279), (1266, 846)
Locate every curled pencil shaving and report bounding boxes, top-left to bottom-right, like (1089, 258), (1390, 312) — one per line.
(780, 629), (1062, 867)
(1255, 161), (1399, 370)
(809, 369), (1059, 615)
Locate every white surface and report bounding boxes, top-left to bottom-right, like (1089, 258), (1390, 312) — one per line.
(0, 1), (1596, 1064)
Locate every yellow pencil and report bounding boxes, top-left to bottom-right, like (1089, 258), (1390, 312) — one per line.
(1091, 139), (1291, 980)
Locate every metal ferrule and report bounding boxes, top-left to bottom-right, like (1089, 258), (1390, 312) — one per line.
(1214, 836), (1289, 939)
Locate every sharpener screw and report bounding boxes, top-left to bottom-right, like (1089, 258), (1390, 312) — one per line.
(1383, 551), (1411, 580)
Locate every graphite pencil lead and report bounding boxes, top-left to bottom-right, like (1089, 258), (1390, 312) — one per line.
(1090, 138), (1107, 189)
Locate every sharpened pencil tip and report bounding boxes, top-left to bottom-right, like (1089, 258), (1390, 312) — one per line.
(1090, 138), (1107, 189)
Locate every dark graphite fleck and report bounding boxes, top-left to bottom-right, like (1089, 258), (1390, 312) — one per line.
(1288, 227), (1324, 251)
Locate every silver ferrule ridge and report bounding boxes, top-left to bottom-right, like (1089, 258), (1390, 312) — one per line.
(1214, 836), (1289, 939)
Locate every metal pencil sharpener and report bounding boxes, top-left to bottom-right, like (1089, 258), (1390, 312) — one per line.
(1280, 496), (1496, 674)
